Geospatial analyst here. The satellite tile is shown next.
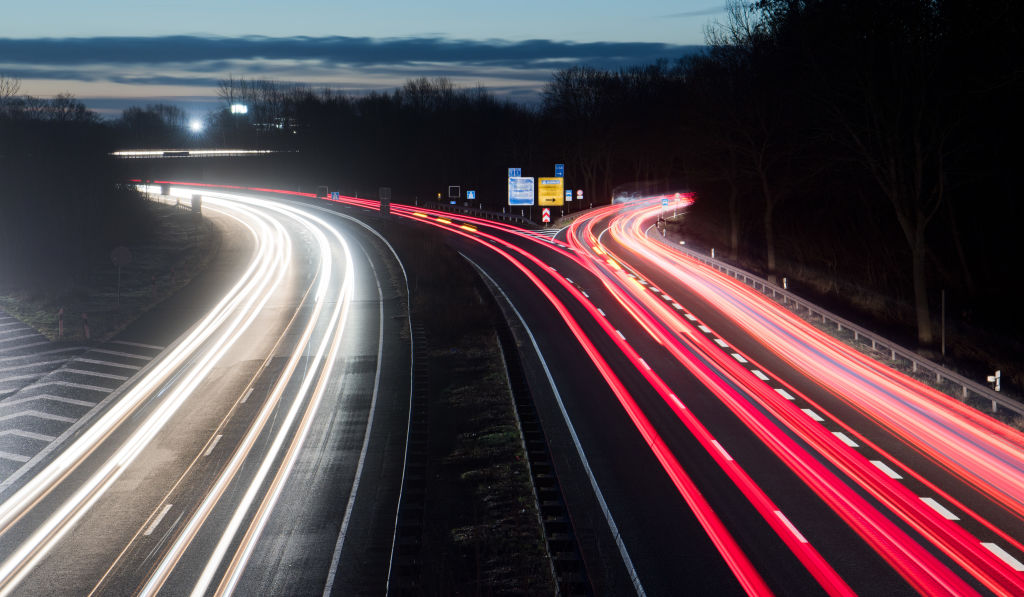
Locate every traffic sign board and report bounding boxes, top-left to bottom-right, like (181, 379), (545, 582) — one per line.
(467, 190), (476, 200)
(541, 208), (551, 223)
(565, 189), (572, 202)
(508, 167), (521, 178)
(508, 177), (535, 206)
(555, 163), (564, 177)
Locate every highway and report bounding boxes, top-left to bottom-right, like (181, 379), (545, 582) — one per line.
(284, 189), (1024, 595)
(2, 180), (1021, 596)
(0, 188), (410, 596)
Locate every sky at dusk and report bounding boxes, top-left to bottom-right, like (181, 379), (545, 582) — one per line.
(0, 1), (722, 118)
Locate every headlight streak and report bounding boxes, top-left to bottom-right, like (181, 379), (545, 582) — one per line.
(151, 182), (1021, 594)
(0, 193), (292, 595)
(128, 193), (355, 597)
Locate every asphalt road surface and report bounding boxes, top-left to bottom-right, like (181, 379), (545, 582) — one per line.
(0, 188), (410, 596)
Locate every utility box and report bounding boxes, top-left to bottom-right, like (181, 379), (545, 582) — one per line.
(191, 194), (202, 214)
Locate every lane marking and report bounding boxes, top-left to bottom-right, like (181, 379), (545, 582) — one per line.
(467, 260), (647, 597)
(871, 460), (903, 479)
(684, 313), (697, 321)
(581, 290), (590, 298)
(0, 410), (76, 424)
(597, 308), (606, 317)
(774, 511), (808, 543)
(0, 430), (56, 442)
(240, 388), (254, 404)
(775, 388), (796, 401)
(204, 435), (223, 457)
(638, 358), (651, 371)
(91, 349), (151, 361)
(671, 303), (684, 310)
(731, 353), (748, 364)
(713, 338), (729, 348)
(144, 504), (173, 536)
(0, 451), (30, 463)
(832, 432), (859, 448)
(801, 408), (825, 422)
(711, 440), (733, 461)
(615, 330), (626, 340)
(76, 359), (141, 370)
(26, 381), (114, 393)
(920, 497), (959, 521)
(698, 325), (711, 333)
(63, 369), (129, 381)
(751, 370), (770, 381)
(111, 340), (164, 351)
(982, 543), (1024, 571)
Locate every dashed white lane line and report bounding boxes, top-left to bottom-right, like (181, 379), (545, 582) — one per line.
(982, 543), (1024, 571)
(801, 408), (825, 422)
(920, 497), (960, 521)
(672, 302), (684, 310)
(774, 510), (808, 543)
(204, 434), (223, 457)
(698, 325), (712, 333)
(615, 330), (625, 340)
(597, 308), (606, 317)
(241, 387), (254, 404)
(63, 369), (129, 382)
(731, 353), (748, 364)
(775, 388), (797, 401)
(752, 369), (770, 381)
(144, 504), (173, 536)
(871, 460), (903, 479)
(76, 359), (141, 370)
(684, 313), (697, 321)
(713, 338), (729, 348)
(111, 340), (163, 350)
(832, 431), (859, 447)
(581, 290), (590, 298)
(638, 359), (651, 371)
(711, 440), (733, 461)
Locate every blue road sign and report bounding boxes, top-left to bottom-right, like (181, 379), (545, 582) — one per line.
(467, 190), (476, 200)
(555, 163), (564, 177)
(508, 167), (521, 178)
(662, 197), (669, 207)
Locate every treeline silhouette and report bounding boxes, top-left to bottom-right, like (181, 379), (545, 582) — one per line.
(190, 0), (1023, 355)
(3, 0), (1021, 370)
(0, 78), (153, 294)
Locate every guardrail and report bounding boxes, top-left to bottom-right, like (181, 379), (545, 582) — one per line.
(652, 233), (1024, 418)
(420, 201), (535, 226)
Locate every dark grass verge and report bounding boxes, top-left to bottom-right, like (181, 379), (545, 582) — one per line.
(384, 223), (556, 595)
(0, 197), (218, 343)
